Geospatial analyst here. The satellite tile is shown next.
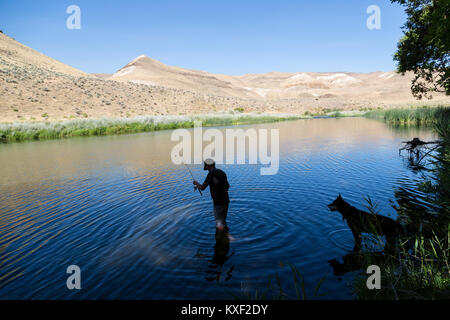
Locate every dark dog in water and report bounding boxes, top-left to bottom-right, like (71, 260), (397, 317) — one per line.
(328, 194), (403, 250)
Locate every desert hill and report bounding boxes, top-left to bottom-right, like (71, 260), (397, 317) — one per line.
(0, 32), (87, 77)
(0, 32), (448, 123)
(109, 54), (426, 103)
(110, 55), (259, 99)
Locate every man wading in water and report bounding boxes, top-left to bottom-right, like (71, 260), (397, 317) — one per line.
(193, 159), (230, 231)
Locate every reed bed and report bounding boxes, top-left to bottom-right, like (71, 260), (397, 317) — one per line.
(352, 229), (450, 300)
(364, 106), (450, 126)
(0, 113), (303, 143)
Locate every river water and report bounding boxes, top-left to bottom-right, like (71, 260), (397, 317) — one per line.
(0, 117), (435, 299)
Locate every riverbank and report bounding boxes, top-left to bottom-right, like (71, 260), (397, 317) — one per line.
(1, 106), (447, 144)
(356, 106), (450, 299)
(0, 112), (306, 143)
(364, 105), (450, 126)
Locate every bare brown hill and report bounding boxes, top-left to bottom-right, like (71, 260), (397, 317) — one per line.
(0, 33), (448, 123)
(110, 55), (448, 105)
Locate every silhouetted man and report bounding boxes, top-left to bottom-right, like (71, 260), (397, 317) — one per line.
(193, 158), (230, 230)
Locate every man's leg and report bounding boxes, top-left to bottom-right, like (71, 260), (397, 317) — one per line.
(214, 204), (228, 230)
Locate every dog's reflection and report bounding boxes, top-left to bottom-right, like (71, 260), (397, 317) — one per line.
(205, 227), (235, 282)
(327, 250), (388, 277)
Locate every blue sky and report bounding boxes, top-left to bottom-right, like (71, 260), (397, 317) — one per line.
(0, 0), (407, 75)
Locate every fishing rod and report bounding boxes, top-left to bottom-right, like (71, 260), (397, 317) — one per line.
(183, 162), (202, 196)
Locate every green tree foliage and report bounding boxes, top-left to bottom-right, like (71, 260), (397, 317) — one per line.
(392, 0), (449, 99)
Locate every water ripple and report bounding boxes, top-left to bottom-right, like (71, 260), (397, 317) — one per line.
(0, 118), (436, 299)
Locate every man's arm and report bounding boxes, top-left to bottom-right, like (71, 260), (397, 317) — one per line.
(193, 173), (210, 191)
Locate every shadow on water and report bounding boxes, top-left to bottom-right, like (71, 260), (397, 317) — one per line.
(394, 135), (450, 239)
(205, 228), (235, 282)
(194, 227), (235, 283)
(327, 251), (388, 278)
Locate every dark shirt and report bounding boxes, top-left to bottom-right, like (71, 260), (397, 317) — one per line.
(203, 168), (230, 205)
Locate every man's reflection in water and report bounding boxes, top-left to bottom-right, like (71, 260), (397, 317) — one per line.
(205, 227), (235, 282)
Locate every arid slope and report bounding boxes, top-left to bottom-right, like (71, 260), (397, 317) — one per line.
(0, 33), (448, 123)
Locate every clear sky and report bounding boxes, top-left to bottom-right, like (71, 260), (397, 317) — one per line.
(0, 0), (407, 75)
